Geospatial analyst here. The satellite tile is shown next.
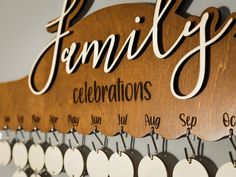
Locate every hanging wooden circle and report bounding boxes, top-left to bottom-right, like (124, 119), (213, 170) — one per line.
(108, 152), (134, 177)
(216, 162), (236, 177)
(12, 142), (28, 169)
(44, 146), (64, 176)
(64, 148), (84, 177)
(30, 175), (41, 177)
(30, 171), (51, 177)
(87, 150), (109, 177)
(28, 144), (45, 172)
(173, 159), (208, 177)
(138, 155), (168, 177)
(0, 140), (11, 166)
(12, 170), (28, 177)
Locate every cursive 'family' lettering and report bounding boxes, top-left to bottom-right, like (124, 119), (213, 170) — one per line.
(28, 0), (234, 100)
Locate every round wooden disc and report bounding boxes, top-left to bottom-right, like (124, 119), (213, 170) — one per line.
(45, 146), (63, 176)
(12, 142), (28, 169)
(64, 148), (84, 177)
(0, 141), (11, 166)
(108, 152), (134, 177)
(216, 162), (236, 177)
(30, 174), (41, 177)
(12, 170), (27, 177)
(87, 150), (109, 177)
(173, 159), (208, 177)
(28, 144), (45, 172)
(138, 155), (168, 177)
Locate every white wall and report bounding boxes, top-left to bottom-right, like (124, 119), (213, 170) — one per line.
(0, 0), (236, 177)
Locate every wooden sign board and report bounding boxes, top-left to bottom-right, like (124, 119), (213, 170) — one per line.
(0, 0), (236, 140)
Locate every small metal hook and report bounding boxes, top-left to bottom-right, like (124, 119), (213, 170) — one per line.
(45, 132), (48, 144)
(130, 137), (135, 150)
(229, 129), (236, 167)
(146, 128), (158, 159)
(68, 139), (73, 149)
(49, 128), (59, 145)
(48, 137), (52, 146)
(150, 128), (158, 155)
(116, 142), (121, 156)
(28, 131), (33, 142)
(33, 127), (42, 144)
(229, 152), (236, 168)
(16, 126), (25, 142)
(116, 129), (126, 156)
(119, 127), (127, 151)
(147, 144), (153, 160)
(92, 141), (97, 152)
(82, 135), (86, 146)
(93, 128), (103, 147)
(68, 128), (80, 149)
(71, 128), (80, 146)
(229, 129), (236, 151)
(62, 133), (66, 144)
(103, 136), (108, 148)
(91, 128), (103, 152)
(193, 135), (196, 141)
(162, 137), (168, 157)
(3, 126), (10, 141)
(184, 128), (196, 164)
(197, 138), (204, 157)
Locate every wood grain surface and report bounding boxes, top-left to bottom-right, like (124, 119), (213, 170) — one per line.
(0, 0), (235, 140)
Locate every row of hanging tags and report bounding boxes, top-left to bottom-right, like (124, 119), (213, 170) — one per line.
(0, 125), (236, 177)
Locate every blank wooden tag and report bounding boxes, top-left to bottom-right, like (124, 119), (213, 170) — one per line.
(138, 156), (168, 177)
(108, 152), (134, 177)
(28, 144), (45, 172)
(12, 142), (28, 169)
(30, 174), (41, 177)
(64, 148), (84, 177)
(0, 141), (11, 166)
(173, 159), (208, 177)
(45, 146), (63, 176)
(12, 170), (27, 177)
(87, 150), (109, 177)
(216, 162), (236, 177)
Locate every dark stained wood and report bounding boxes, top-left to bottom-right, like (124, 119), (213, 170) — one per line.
(0, 1), (235, 140)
